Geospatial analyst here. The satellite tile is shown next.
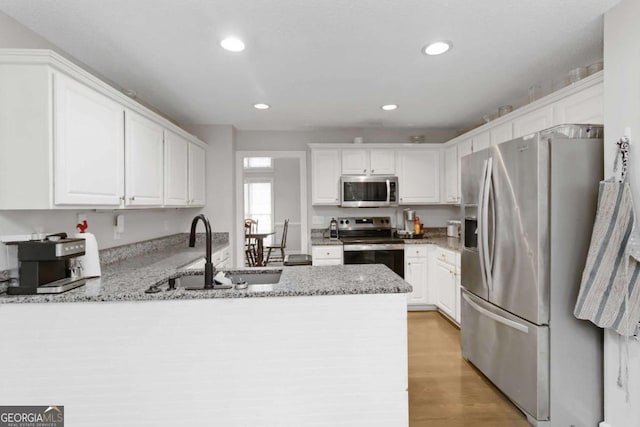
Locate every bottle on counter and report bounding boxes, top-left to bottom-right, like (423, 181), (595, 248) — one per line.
(329, 217), (338, 239)
(414, 215), (421, 235)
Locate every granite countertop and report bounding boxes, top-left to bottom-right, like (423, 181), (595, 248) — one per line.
(0, 243), (411, 305)
(310, 236), (344, 246)
(402, 236), (462, 252)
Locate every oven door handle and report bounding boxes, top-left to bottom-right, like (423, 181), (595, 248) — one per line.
(343, 244), (405, 251)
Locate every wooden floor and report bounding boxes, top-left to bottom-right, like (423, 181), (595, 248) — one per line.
(408, 311), (531, 427)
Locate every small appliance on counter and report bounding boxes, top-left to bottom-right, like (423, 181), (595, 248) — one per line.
(447, 220), (461, 238)
(397, 209), (423, 238)
(329, 217), (339, 239)
(7, 233), (87, 295)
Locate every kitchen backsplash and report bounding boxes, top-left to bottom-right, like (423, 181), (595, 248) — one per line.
(100, 232), (229, 266)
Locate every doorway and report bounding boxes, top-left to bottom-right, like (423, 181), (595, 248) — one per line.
(235, 151), (307, 267)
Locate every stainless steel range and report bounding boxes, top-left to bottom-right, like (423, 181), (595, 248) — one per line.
(339, 216), (404, 278)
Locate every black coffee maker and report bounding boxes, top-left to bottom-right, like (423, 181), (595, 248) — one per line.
(8, 234), (87, 295)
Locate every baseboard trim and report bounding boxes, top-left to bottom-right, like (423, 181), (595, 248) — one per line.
(599, 422), (612, 427)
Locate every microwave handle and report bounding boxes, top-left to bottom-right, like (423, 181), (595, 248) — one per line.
(386, 179), (391, 204)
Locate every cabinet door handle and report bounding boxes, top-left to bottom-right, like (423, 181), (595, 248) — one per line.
(363, 169), (367, 173)
(371, 169), (375, 173)
(130, 196), (135, 201)
(120, 196), (125, 202)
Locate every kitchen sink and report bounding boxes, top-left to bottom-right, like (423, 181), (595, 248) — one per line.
(174, 270), (281, 291)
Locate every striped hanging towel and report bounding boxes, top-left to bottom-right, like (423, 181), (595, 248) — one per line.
(574, 137), (640, 337)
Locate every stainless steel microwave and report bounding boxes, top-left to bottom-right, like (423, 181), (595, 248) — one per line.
(340, 176), (398, 207)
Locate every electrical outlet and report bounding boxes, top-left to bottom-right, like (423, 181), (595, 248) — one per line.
(116, 215), (125, 233)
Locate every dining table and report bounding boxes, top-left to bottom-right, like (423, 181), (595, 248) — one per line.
(246, 232), (275, 267)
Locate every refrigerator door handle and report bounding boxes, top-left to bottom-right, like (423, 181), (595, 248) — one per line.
(488, 162), (496, 274)
(477, 159), (489, 292)
(482, 157), (493, 291)
(463, 293), (529, 334)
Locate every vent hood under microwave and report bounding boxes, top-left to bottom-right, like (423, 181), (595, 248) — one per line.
(340, 176), (398, 208)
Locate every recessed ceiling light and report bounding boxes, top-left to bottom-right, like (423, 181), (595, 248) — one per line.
(220, 37), (245, 52)
(254, 103), (270, 110)
(423, 41), (451, 56)
(381, 104), (398, 111)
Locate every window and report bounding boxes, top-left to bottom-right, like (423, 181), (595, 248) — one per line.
(243, 157), (273, 169)
(244, 178), (274, 246)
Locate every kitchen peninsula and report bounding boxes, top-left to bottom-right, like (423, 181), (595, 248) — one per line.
(0, 237), (411, 427)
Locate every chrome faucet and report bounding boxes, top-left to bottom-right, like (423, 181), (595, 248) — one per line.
(189, 214), (215, 289)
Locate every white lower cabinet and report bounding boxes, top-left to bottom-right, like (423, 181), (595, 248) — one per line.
(430, 247), (461, 323)
(405, 245), (430, 307)
(312, 245), (343, 266)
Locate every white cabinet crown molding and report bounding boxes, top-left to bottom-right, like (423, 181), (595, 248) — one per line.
(443, 70), (604, 146)
(308, 142), (445, 150)
(0, 48), (203, 147)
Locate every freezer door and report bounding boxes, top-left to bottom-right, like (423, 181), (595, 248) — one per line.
(460, 149), (490, 299)
(461, 149), (489, 205)
(489, 135), (549, 324)
(461, 290), (549, 421)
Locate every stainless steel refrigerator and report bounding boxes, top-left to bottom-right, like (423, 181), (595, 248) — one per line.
(460, 124), (604, 426)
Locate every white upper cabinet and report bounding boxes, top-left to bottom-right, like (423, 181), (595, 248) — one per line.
(397, 150), (440, 204)
(369, 149), (396, 175)
(553, 83), (603, 125)
(125, 110), (164, 206)
(188, 142), (206, 206)
(164, 131), (189, 206)
(458, 139), (473, 158)
(54, 72), (125, 206)
(512, 105), (554, 138)
(472, 131), (491, 152)
(0, 50), (206, 209)
(341, 149), (368, 174)
(444, 145), (459, 203)
(341, 149), (395, 175)
(165, 133), (206, 207)
(312, 149), (341, 205)
(489, 122), (513, 146)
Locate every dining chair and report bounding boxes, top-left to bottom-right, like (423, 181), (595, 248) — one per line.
(244, 218), (258, 266)
(265, 219), (289, 265)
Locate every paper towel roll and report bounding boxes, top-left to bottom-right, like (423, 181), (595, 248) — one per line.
(73, 232), (101, 277)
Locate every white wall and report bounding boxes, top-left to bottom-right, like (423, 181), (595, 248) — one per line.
(602, 1), (640, 426)
(273, 158), (301, 252)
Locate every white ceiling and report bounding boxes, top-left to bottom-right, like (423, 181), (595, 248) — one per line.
(0, 0), (620, 131)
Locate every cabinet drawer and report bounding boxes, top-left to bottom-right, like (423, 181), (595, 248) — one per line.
(435, 248), (459, 267)
(405, 245), (428, 258)
(312, 246), (343, 259)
